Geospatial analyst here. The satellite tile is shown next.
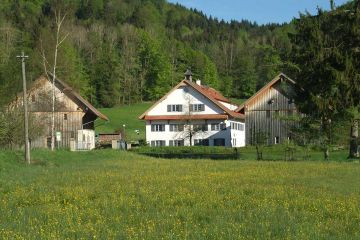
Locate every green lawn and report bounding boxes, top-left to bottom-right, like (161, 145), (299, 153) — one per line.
(230, 98), (247, 106)
(1, 150), (360, 239)
(95, 102), (152, 141)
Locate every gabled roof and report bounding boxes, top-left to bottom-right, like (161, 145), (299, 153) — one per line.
(235, 73), (296, 113)
(139, 79), (244, 120)
(44, 73), (109, 121)
(144, 114), (228, 121)
(198, 85), (230, 103)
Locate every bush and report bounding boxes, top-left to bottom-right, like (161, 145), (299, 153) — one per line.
(131, 146), (240, 160)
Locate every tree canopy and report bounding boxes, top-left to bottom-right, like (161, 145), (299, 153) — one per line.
(0, 0), (293, 107)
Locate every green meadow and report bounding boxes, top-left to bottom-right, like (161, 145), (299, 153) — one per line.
(95, 103), (152, 141)
(1, 149), (360, 239)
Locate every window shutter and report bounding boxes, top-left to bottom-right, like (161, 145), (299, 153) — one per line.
(179, 105), (183, 112)
(201, 104), (205, 111)
(167, 105), (171, 112)
(151, 125), (155, 131)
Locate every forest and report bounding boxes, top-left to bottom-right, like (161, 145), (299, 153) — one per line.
(0, 0), (293, 107)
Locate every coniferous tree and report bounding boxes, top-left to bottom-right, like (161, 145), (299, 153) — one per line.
(291, 1), (360, 159)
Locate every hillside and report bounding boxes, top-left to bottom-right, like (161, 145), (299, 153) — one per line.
(96, 102), (152, 140)
(0, 0), (293, 108)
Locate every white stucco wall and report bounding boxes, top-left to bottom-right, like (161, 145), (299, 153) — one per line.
(146, 120), (245, 147)
(219, 101), (238, 111)
(144, 84), (245, 147)
(147, 86), (224, 116)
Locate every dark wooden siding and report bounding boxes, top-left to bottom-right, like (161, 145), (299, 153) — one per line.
(245, 81), (297, 145)
(31, 111), (85, 149)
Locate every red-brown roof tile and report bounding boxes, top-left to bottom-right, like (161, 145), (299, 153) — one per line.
(144, 114), (229, 121)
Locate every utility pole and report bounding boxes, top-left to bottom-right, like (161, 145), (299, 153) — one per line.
(17, 51), (30, 164)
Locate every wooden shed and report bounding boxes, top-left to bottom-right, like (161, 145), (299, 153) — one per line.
(236, 73), (298, 145)
(21, 74), (108, 149)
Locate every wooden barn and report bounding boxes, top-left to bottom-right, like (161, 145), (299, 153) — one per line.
(236, 73), (298, 145)
(18, 74), (108, 149)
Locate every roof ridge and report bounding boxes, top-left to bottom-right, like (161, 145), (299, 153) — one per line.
(46, 72), (109, 121)
(139, 79), (244, 120)
(235, 73), (296, 112)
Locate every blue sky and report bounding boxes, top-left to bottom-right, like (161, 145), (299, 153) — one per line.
(167, 0), (350, 25)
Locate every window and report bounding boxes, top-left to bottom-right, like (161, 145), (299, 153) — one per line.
(231, 122), (244, 131)
(211, 123), (220, 131)
(194, 139), (209, 146)
(214, 138), (225, 146)
(211, 123), (226, 131)
(193, 124), (208, 131)
(274, 136), (280, 145)
(169, 140), (184, 146)
(64, 114), (68, 120)
(151, 140), (166, 147)
(169, 124), (184, 132)
(167, 104), (183, 112)
(190, 104), (205, 112)
(151, 124), (165, 132)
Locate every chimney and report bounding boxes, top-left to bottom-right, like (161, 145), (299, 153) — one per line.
(196, 79), (201, 85)
(184, 69), (193, 82)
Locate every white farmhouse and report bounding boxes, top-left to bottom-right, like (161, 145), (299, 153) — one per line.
(139, 71), (245, 147)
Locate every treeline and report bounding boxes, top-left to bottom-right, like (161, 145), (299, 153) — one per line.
(0, 0), (292, 107)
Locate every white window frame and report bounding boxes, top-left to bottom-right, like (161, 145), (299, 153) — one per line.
(169, 140), (184, 146)
(151, 140), (166, 147)
(191, 104), (205, 112)
(211, 123), (220, 131)
(151, 124), (165, 132)
(167, 104), (183, 112)
(193, 124), (208, 132)
(169, 124), (184, 132)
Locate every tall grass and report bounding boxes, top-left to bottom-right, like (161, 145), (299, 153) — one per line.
(1, 149), (360, 239)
